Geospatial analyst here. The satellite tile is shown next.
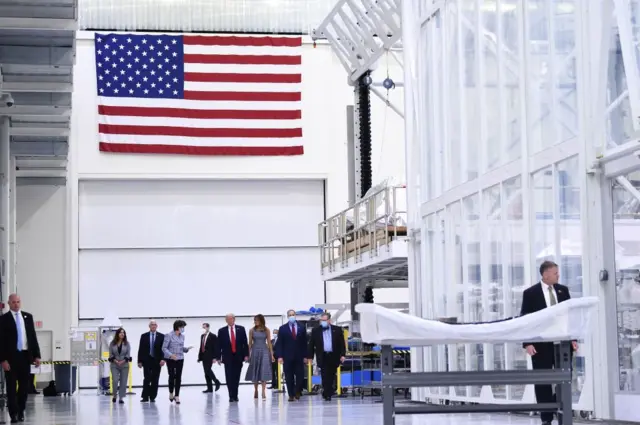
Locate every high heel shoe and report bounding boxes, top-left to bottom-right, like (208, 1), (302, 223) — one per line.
(253, 390), (258, 399)
(169, 392), (174, 402)
(175, 396), (180, 404)
(112, 397), (116, 403)
(262, 391), (266, 400)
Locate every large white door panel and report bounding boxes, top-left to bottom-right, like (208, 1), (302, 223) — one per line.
(78, 247), (323, 319)
(79, 179), (324, 249)
(77, 316), (282, 388)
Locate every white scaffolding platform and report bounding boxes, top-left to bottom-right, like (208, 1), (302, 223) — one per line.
(319, 185), (408, 281)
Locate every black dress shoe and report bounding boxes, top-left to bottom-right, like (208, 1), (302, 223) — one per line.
(9, 416), (17, 424)
(150, 398), (155, 403)
(215, 381), (221, 391)
(140, 398), (149, 402)
(119, 400), (124, 404)
(112, 397), (116, 403)
(203, 389), (213, 393)
(17, 413), (24, 422)
(288, 396), (295, 401)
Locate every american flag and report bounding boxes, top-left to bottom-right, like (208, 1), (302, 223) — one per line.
(94, 33), (303, 156)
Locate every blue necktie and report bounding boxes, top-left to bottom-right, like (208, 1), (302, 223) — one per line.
(15, 313), (23, 351)
(150, 333), (155, 356)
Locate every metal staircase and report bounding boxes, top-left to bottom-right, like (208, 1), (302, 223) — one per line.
(312, 0), (402, 84)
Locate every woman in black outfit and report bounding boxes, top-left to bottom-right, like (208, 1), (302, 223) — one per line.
(161, 320), (193, 404)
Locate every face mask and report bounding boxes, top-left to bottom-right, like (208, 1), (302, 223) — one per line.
(179, 328), (185, 334)
(320, 321), (328, 328)
(288, 316), (296, 324)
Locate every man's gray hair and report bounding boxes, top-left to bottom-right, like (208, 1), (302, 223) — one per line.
(321, 312), (331, 319)
(286, 309), (296, 316)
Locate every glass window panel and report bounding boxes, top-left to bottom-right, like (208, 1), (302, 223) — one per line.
(526, 0), (554, 153)
(463, 1), (480, 181)
(482, 1), (500, 170)
(553, 0), (578, 142)
(557, 156), (584, 402)
(463, 193), (482, 397)
(502, 176), (526, 400)
(606, 33), (635, 147)
(446, 0), (464, 188)
(614, 174), (640, 393)
(502, 0), (523, 163)
(483, 184), (506, 399)
(533, 166), (555, 271)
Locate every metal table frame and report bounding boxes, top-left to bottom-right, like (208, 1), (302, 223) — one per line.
(380, 341), (573, 425)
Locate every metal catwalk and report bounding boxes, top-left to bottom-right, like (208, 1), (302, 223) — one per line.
(7, 386), (604, 425)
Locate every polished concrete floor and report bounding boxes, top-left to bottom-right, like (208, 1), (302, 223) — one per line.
(8, 386), (589, 425)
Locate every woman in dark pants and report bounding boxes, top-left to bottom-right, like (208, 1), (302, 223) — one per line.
(162, 320), (193, 404)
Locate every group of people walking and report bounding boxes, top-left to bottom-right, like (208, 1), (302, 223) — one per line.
(108, 309), (346, 404)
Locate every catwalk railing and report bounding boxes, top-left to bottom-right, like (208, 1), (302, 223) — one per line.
(318, 185), (406, 274)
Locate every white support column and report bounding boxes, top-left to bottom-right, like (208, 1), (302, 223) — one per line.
(401, 0), (424, 400)
(67, 96), (79, 340)
(0, 116), (10, 305)
(8, 155), (16, 296)
(580, 0), (616, 419)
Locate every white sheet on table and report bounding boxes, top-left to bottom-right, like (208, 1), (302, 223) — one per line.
(355, 297), (598, 346)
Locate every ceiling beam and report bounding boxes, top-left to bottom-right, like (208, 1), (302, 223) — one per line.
(0, 105), (71, 117)
(0, 5), (75, 20)
(10, 126), (69, 137)
(3, 82), (72, 93)
(16, 176), (66, 186)
(0, 64), (72, 76)
(15, 169), (66, 178)
(15, 158), (67, 168)
(0, 46), (74, 67)
(0, 17), (76, 31)
(10, 141), (68, 156)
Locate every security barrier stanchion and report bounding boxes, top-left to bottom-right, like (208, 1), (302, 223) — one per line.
(127, 365), (135, 395)
(109, 371), (113, 396)
(277, 363), (284, 392)
(335, 366), (347, 398)
(307, 362), (312, 393)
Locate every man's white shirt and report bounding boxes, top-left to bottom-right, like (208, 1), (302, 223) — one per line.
(11, 310), (28, 350)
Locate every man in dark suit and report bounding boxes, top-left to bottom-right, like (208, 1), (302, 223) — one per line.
(216, 313), (249, 402)
(198, 322), (221, 393)
(275, 309), (308, 401)
(0, 294), (41, 423)
(308, 312), (345, 401)
(137, 320), (165, 403)
(520, 260), (578, 425)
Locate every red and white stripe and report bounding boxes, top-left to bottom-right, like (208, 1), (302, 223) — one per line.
(98, 35), (303, 156)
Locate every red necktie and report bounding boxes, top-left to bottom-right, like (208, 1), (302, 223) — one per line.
(291, 324), (296, 339)
(201, 334), (206, 353)
(230, 327), (237, 353)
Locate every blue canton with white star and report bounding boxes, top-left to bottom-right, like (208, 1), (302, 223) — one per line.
(94, 33), (185, 99)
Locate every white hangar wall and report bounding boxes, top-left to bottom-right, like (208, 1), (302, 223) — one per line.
(61, 32), (406, 378)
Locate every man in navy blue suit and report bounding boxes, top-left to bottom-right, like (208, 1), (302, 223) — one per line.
(216, 313), (249, 402)
(275, 309), (308, 401)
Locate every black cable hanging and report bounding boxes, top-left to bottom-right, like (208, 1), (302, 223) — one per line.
(356, 71), (373, 199)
